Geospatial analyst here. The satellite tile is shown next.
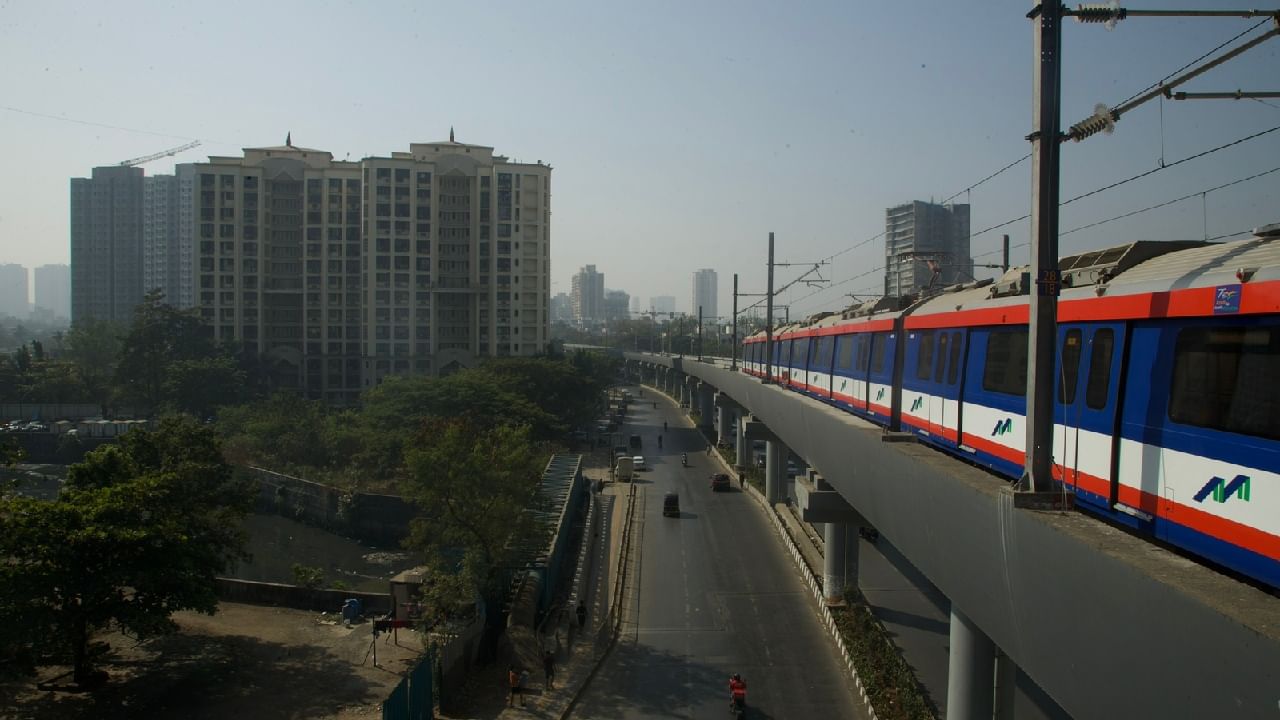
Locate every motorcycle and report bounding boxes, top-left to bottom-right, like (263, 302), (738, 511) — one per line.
(728, 675), (747, 717)
(681, 453), (688, 467)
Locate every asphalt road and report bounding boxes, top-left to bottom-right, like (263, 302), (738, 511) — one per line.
(573, 390), (867, 719)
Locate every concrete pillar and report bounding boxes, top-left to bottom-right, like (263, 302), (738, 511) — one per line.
(765, 438), (788, 504)
(946, 607), (995, 720)
(698, 385), (714, 432)
(823, 522), (847, 603)
(734, 411), (747, 467)
(716, 404), (732, 447)
(993, 647), (1017, 720)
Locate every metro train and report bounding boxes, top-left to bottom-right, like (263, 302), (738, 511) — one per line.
(741, 225), (1280, 591)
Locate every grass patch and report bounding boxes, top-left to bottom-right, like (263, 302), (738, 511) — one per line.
(831, 588), (936, 720)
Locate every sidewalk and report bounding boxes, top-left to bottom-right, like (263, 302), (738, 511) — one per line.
(487, 465), (637, 719)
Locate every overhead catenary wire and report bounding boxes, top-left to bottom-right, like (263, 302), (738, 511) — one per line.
(1061, 164), (1280, 236)
(791, 155), (1280, 315)
(1113, 18), (1274, 110)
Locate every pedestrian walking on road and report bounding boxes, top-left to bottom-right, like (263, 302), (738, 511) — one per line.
(508, 666), (524, 707)
(543, 650), (556, 689)
(576, 602), (587, 629)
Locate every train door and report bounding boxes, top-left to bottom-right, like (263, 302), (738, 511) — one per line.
(1054, 323), (1125, 508)
(791, 338), (810, 391)
(928, 330), (966, 445)
(866, 331), (896, 422)
(831, 334), (858, 409)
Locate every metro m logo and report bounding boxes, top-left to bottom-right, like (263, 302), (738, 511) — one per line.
(910, 397), (923, 412)
(1193, 475), (1251, 504)
(991, 418), (1013, 437)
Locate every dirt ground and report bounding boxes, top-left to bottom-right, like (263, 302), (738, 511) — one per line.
(0, 602), (425, 720)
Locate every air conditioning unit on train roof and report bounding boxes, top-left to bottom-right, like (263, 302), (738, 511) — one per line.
(840, 295), (914, 319)
(1058, 240), (1208, 289)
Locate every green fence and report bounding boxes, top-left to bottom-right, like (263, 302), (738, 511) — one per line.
(382, 654), (433, 720)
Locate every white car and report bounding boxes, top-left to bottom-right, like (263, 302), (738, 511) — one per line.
(632, 455), (646, 471)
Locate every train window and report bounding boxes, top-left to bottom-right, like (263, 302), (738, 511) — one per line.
(982, 329), (1029, 396)
(1058, 329), (1082, 404)
(815, 336), (835, 369)
(794, 339), (809, 368)
(1169, 325), (1279, 440)
(935, 332), (949, 382)
(916, 333), (935, 380)
(857, 335), (871, 372)
(1085, 329), (1114, 410)
(947, 332), (962, 385)
(871, 334), (888, 374)
(837, 336), (854, 371)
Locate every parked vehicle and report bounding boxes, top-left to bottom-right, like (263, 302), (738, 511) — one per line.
(741, 226), (1280, 590)
(615, 456), (635, 482)
(633, 455), (646, 471)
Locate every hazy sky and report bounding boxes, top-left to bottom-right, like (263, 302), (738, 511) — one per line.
(2, 1), (1277, 317)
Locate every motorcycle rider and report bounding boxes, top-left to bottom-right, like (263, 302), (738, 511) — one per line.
(681, 452), (688, 467)
(658, 435), (663, 449)
(663, 421), (668, 432)
(728, 674), (747, 711)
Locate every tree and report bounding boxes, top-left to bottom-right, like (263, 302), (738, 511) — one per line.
(19, 359), (90, 403)
(483, 357), (605, 438)
(402, 420), (545, 606)
(114, 291), (232, 415)
(64, 317), (123, 412)
(0, 416), (253, 684)
(164, 356), (247, 418)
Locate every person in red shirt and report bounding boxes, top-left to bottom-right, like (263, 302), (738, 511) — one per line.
(728, 673), (747, 710)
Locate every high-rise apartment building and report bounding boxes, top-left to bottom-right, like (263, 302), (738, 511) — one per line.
(187, 136), (550, 403)
(71, 166), (146, 323)
(33, 264), (70, 320)
(650, 295), (675, 319)
(692, 268), (718, 321)
(571, 264), (604, 328)
(550, 293), (572, 324)
(884, 201), (972, 296)
(0, 264), (29, 319)
(143, 172), (195, 308)
(604, 289), (630, 322)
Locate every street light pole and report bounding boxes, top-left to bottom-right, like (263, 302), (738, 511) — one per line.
(731, 273), (739, 370)
(765, 232), (775, 384)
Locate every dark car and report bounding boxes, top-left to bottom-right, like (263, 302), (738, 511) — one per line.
(663, 492), (680, 517)
(710, 473), (731, 491)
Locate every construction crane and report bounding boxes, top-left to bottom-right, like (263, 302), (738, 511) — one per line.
(119, 140), (201, 167)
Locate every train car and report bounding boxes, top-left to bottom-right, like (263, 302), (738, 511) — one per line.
(739, 225), (1280, 590)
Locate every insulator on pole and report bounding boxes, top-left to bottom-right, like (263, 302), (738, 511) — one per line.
(1074, 2), (1125, 28)
(1068, 104), (1117, 141)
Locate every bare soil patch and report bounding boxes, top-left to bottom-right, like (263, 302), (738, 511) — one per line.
(1, 602), (424, 720)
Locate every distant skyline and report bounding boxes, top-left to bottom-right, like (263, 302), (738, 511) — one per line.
(3, 1), (1279, 320)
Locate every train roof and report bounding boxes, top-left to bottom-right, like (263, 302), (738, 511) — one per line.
(911, 226), (1280, 320)
(744, 224), (1280, 340)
